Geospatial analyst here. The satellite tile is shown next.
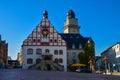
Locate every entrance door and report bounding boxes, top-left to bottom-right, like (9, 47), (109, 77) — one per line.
(46, 64), (51, 71)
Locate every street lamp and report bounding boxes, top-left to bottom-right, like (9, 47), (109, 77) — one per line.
(102, 56), (108, 74)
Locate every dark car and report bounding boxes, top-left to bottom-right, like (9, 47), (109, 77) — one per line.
(76, 68), (92, 73)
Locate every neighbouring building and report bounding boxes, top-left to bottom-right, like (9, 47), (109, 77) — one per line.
(21, 10), (94, 71)
(17, 50), (22, 66)
(101, 42), (120, 72)
(95, 56), (102, 70)
(60, 10), (94, 65)
(0, 35), (8, 67)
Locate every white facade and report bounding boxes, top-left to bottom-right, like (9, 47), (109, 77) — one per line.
(22, 46), (67, 71)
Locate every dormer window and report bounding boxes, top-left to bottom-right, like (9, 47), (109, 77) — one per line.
(79, 44), (82, 49)
(72, 44), (75, 49)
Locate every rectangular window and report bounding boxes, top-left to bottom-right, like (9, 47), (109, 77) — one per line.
(27, 49), (33, 54)
(59, 50), (63, 55)
(36, 49), (42, 55)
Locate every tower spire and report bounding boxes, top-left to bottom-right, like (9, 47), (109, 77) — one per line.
(43, 10), (48, 19)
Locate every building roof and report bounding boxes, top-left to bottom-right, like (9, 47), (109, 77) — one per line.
(101, 42), (120, 55)
(59, 33), (93, 49)
(67, 9), (75, 19)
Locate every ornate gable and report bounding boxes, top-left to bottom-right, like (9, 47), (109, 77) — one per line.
(23, 10), (66, 46)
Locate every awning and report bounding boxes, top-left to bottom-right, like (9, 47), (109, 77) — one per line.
(71, 63), (86, 67)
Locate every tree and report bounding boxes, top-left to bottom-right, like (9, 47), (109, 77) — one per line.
(78, 42), (95, 68)
(78, 52), (86, 64)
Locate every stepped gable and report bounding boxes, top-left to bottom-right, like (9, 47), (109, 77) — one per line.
(22, 10), (66, 46)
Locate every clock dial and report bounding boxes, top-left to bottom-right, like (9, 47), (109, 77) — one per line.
(42, 29), (49, 35)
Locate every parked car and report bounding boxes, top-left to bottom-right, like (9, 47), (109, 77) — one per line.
(95, 70), (102, 74)
(76, 68), (92, 73)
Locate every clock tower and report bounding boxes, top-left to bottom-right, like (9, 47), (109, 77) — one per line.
(63, 10), (80, 34)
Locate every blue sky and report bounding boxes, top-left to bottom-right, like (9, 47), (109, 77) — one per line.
(0, 0), (120, 60)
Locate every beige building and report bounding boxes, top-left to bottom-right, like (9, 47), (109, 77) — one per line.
(17, 50), (22, 66)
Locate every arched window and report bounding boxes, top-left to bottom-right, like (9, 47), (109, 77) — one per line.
(27, 58), (33, 64)
(45, 49), (49, 53)
(54, 50), (58, 55)
(36, 58), (41, 64)
(59, 58), (63, 63)
(59, 50), (63, 55)
(27, 48), (33, 54)
(36, 49), (42, 55)
(55, 58), (58, 63)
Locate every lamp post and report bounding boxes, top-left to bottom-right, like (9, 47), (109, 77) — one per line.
(102, 56), (108, 74)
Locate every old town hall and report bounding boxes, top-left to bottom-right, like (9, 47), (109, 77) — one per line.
(21, 10), (94, 71)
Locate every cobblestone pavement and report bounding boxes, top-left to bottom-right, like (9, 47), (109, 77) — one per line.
(0, 69), (120, 80)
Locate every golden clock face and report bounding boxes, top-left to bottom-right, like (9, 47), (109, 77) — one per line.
(42, 29), (49, 35)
